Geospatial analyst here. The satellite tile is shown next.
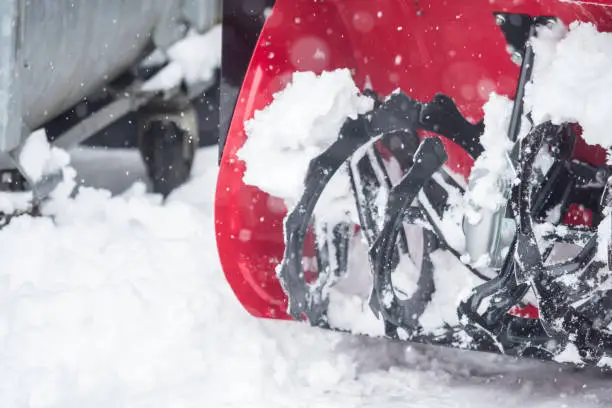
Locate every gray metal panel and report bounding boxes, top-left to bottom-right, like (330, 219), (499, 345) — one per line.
(184, 0), (221, 32)
(0, 0), (24, 152)
(20, 0), (181, 130)
(0, 0), (216, 155)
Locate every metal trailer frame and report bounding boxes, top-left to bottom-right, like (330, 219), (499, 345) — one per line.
(0, 0), (221, 197)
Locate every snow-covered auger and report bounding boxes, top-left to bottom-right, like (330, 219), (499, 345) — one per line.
(216, 0), (612, 367)
(0, 0), (220, 209)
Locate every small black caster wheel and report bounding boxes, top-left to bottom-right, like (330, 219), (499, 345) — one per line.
(0, 169), (28, 192)
(138, 106), (199, 197)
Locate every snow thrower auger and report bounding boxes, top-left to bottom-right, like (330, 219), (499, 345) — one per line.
(215, 0), (612, 367)
(0, 0), (220, 213)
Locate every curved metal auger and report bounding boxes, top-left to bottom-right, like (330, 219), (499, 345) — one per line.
(276, 87), (612, 366)
(275, 90), (486, 335)
(458, 121), (612, 364)
(272, 9), (612, 367)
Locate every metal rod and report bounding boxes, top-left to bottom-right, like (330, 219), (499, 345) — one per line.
(508, 23), (537, 143)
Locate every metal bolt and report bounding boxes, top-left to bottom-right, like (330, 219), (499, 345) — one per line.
(596, 168), (609, 184)
(511, 51), (523, 65)
(495, 14), (505, 26)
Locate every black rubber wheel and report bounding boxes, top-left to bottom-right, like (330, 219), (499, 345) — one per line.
(139, 119), (197, 197)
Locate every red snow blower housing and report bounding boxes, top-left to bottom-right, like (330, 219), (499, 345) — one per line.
(216, 0), (612, 367)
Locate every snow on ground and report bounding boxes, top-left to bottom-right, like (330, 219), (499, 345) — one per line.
(0, 146), (610, 407)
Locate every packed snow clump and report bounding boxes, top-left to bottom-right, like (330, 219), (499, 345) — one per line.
(142, 24), (222, 92)
(464, 93), (514, 215)
(0, 129), (77, 214)
(19, 129), (70, 184)
(238, 69), (374, 220)
(597, 209), (612, 262)
(526, 21), (612, 148)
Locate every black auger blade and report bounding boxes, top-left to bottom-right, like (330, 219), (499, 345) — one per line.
(277, 115), (374, 324)
(368, 137), (448, 332)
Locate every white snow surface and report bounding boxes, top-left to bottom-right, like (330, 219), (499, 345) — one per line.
(0, 146), (611, 407)
(526, 21), (612, 147)
(420, 250), (481, 335)
(238, 69), (374, 221)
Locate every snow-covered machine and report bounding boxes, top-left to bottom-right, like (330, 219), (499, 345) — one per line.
(215, 0), (612, 368)
(0, 0), (220, 199)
